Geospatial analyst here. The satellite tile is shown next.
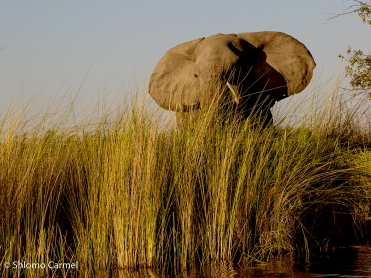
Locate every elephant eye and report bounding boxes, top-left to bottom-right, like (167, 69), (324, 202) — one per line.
(194, 74), (198, 77)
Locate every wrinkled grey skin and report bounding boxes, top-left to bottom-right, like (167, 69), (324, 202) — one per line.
(149, 31), (316, 127)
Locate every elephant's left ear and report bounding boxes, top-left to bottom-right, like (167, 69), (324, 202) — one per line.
(238, 32), (316, 96)
(149, 37), (205, 112)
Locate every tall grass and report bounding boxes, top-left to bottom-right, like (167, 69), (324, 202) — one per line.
(0, 85), (371, 277)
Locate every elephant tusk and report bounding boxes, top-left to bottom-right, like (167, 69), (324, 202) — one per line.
(227, 82), (243, 105)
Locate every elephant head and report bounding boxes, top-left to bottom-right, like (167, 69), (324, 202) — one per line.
(149, 31), (316, 127)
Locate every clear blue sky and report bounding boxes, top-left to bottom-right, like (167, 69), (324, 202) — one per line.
(0, 1), (370, 118)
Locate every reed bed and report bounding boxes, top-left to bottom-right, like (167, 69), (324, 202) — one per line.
(0, 86), (371, 277)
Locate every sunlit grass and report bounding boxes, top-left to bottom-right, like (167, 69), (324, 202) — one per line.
(0, 81), (371, 277)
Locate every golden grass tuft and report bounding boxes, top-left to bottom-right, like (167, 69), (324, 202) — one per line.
(0, 83), (371, 277)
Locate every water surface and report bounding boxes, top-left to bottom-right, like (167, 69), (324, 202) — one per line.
(116, 246), (371, 277)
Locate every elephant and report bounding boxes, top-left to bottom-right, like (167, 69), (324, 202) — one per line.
(148, 31), (316, 127)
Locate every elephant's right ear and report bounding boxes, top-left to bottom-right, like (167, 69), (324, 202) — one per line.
(149, 37), (205, 112)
